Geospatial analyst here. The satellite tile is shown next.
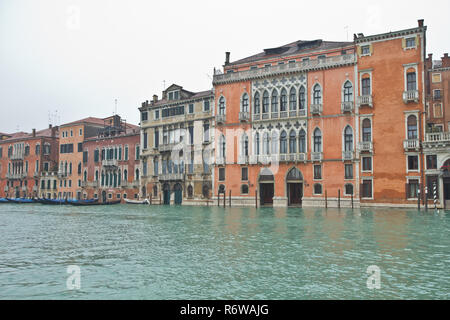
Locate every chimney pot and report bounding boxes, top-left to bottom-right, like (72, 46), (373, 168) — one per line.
(418, 19), (424, 27)
(32, 129), (36, 137)
(225, 52), (230, 65)
(444, 53), (449, 58)
(49, 124), (52, 129)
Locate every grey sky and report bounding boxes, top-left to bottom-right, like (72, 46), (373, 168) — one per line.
(1, 0), (449, 133)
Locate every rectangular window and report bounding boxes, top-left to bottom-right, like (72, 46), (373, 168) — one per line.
(250, 66), (258, 70)
(79, 129), (83, 136)
(203, 100), (210, 112)
(432, 73), (441, 83)
(361, 180), (372, 198)
(314, 165), (322, 180)
(426, 155), (437, 170)
(408, 155), (419, 171)
(78, 143), (83, 152)
(242, 167), (248, 181)
(362, 157), (372, 172)
(155, 129), (159, 148)
(361, 45), (370, 55)
(94, 149), (99, 163)
(203, 123), (210, 143)
(219, 168), (225, 182)
(345, 164), (353, 180)
(125, 146), (129, 161)
(189, 126), (194, 145)
(405, 37), (416, 48)
(143, 132), (148, 150)
(155, 110), (160, 120)
(83, 151), (88, 163)
(407, 179), (420, 199)
(44, 162), (49, 172)
(264, 64), (271, 68)
(141, 111), (148, 122)
(0, 147), (2, 158)
(433, 90), (441, 100)
(135, 145), (140, 160)
(407, 72), (417, 91)
(433, 103), (443, 118)
(188, 104), (194, 114)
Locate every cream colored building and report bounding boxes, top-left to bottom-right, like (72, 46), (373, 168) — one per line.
(139, 84), (215, 205)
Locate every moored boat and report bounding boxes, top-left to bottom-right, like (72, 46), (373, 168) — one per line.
(69, 199), (120, 206)
(6, 198), (36, 204)
(0, 198), (9, 203)
(36, 198), (67, 205)
(124, 199), (150, 205)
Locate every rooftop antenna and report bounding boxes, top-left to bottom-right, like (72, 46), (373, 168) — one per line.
(114, 98), (118, 115)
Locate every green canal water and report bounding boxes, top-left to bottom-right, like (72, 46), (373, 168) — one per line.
(0, 204), (449, 300)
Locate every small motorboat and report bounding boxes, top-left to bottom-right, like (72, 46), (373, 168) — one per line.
(6, 198), (35, 204)
(0, 198), (9, 203)
(125, 199), (150, 205)
(66, 199), (98, 205)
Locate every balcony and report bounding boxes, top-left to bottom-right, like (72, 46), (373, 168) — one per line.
(32, 186), (38, 192)
(159, 173), (184, 181)
(423, 132), (450, 149)
(102, 159), (118, 168)
(122, 181), (139, 189)
(239, 112), (250, 122)
(342, 151), (354, 161)
(57, 171), (68, 178)
(403, 139), (420, 151)
(81, 181), (87, 188)
(357, 95), (373, 107)
(216, 157), (225, 166)
(249, 155), (258, 165)
(10, 154), (24, 161)
(4, 186), (9, 192)
(403, 90), (419, 104)
(87, 181), (100, 188)
(213, 54), (356, 85)
(298, 109), (307, 117)
(311, 152), (323, 162)
(359, 141), (373, 153)
(341, 101), (354, 113)
(238, 155), (249, 165)
(216, 114), (226, 124)
(6, 173), (27, 180)
(278, 154), (307, 163)
(311, 104), (323, 115)
(258, 155), (272, 165)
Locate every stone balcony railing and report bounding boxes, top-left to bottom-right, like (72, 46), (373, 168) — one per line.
(359, 141), (373, 153)
(102, 159), (118, 168)
(57, 171), (68, 178)
(357, 95), (373, 107)
(403, 90), (419, 104)
(280, 153), (307, 163)
(158, 143), (181, 153)
(423, 132), (450, 149)
(311, 152), (323, 162)
(159, 173), (184, 181)
(239, 112), (250, 122)
(213, 54), (356, 84)
(216, 114), (226, 124)
(253, 109), (307, 122)
(342, 151), (354, 161)
(6, 172), (27, 180)
(341, 101), (354, 113)
(216, 157), (225, 166)
(32, 186), (38, 192)
(121, 181), (139, 189)
(10, 154), (24, 161)
(403, 139), (420, 151)
(237, 155), (249, 165)
(311, 104), (323, 115)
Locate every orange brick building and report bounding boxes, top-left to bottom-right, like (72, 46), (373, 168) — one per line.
(212, 20), (428, 208)
(0, 126), (59, 199)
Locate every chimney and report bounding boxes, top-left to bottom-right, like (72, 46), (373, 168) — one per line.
(418, 19), (424, 27)
(225, 52), (230, 65)
(51, 127), (57, 138)
(153, 95), (158, 103)
(443, 53), (450, 68)
(32, 129), (36, 137)
(49, 124), (52, 129)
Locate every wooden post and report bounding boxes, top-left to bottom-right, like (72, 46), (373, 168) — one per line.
(229, 190), (232, 207)
(159, 193), (162, 205)
(218, 191), (220, 207)
(417, 186), (421, 211)
(223, 190), (226, 208)
(338, 189), (341, 209)
(150, 194), (152, 205)
(425, 186), (428, 212)
(351, 194), (354, 210)
(325, 190), (328, 209)
(255, 189), (258, 209)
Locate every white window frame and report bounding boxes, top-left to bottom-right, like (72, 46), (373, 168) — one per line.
(359, 71), (373, 96)
(361, 45), (371, 57)
(406, 176), (421, 200)
(406, 153), (420, 173)
(361, 178), (374, 200)
(432, 73), (442, 83)
(404, 36), (417, 50)
(403, 63), (418, 91)
(361, 156), (373, 173)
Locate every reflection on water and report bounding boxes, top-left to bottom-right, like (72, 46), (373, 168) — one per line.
(0, 204), (449, 300)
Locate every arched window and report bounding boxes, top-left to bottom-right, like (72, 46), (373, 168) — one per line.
(220, 134), (226, 158)
(299, 129), (306, 153)
(241, 133), (249, 156)
(35, 144), (41, 155)
(362, 119), (372, 142)
(280, 88), (288, 111)
(343, 81), (353, 102)
(101, 171), (105, 186)
(289, 130), (297, 154)
(271, 90), (278, 113)
(241, 93), (249, 112)
(255, 132), (260, 155)
(299, 86), (306, 110)
(77, 162), (82, 175)
(135, 169), (140, 181)
(271, 131), (279, 154)
(289, 87), (297, 110)
(218, 97), (226, 115)
(187, 185), (193, 198)
(118, 170), (121, 186)
(344, 126), (353, 151)
(262, 91), (269, 113)
(263, 132), (270, 155)
(254, 92), (260, 114)
(313, 128), (322, 152)
(95, 170), (99, 181)
(83, 170), (87, 182)
(407, 115), (418, 139)
(124, 169), (128, 182)
(313, 84), (322, 104)
(280, 130), (288, 154)
(362, 75), (371, 95)
(407, 71), (417, 91)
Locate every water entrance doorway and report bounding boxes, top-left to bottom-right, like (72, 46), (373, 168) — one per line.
(287, 168), (303, 207)
(259, 168), (274, 206)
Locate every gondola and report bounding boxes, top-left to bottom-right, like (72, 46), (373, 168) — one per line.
(36, 198), (67, 205)
(0, 198), (9, 203)
(124, 198), (150, 205)
(66, 199), (98, 205)
(69, 199), (120, 206)
(6, 198), (35, 204)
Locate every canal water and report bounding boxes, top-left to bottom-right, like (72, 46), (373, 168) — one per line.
(0, 204), (449, 300)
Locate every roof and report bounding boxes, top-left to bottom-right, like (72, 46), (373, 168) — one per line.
(0, 127), (58, 144)
(60, 117), (106, 128)
(227, 39), (353, 67)
(144, 89), (213, 108)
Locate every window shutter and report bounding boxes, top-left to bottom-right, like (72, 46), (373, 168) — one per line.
(402, 38), (406, 49)
(357, 46), (362, 58)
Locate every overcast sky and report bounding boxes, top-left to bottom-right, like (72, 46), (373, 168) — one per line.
(1, 0), (449, 133)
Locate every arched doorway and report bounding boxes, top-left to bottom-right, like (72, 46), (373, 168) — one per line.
(174, 183), (182, 205)
(163, 183), (171, 205)
(102, 191), (107, 203)
(259, 168), (274, 206)
(442, 159), (450, 208)
(142, 186), (147, 198)
(287, 168), (303, 207)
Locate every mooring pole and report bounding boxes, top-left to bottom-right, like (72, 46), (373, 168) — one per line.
(150, 194), (152, 205)
(425, 187), (428, 212)
(229, 190), (232, 207)
(218, 191), (220, 207)
(351, 193), (354, 210)
(338, 189), (341, 209)
(325, 190), (328, 209)
(223, 191), (226, 208)
(159, 193), (162, 205)
(417, 187), (421, 211)
(255, 190), (258, 209)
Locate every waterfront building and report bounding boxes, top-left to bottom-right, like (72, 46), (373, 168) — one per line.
(139, 84), (215, 205)
(57, 117), (108, 200)
(81, 115), (141, 202)
(0, 126), (59, 199)
(424, 53), (450, 208)
(212, 20), (428, 208)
